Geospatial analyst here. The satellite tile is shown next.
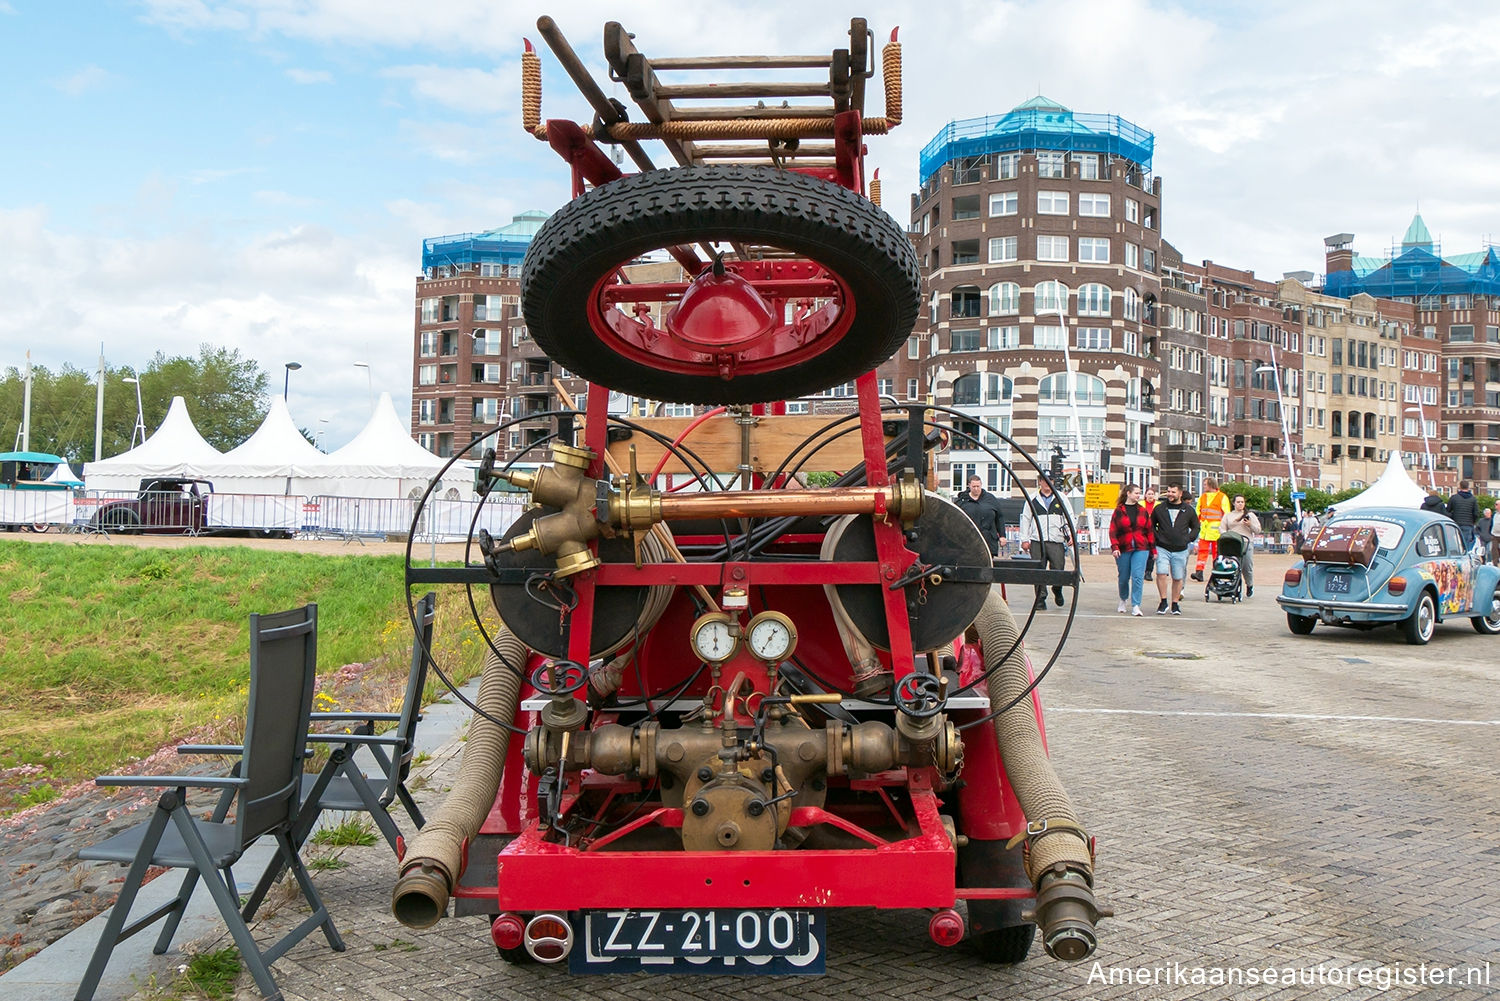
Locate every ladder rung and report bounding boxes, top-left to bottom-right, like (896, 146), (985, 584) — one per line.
(670, 104), (837, 120)
(648, 55), (832, 70)
(655, 81), (831, 99)
(694, 143), (838, 158)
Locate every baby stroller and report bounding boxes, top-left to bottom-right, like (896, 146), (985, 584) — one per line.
(1205, 531), (1247, 603)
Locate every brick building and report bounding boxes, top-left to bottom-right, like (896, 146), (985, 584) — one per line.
(907, 97), (1163, 494)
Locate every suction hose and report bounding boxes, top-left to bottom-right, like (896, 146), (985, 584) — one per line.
(392, 628), (527, 929)
(975, 589), (1108, 961)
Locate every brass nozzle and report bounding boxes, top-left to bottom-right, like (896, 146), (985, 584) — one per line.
(1023, 865), (1110, 962)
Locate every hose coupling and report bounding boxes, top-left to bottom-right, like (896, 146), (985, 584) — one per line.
(1022, 863), (1112, 962)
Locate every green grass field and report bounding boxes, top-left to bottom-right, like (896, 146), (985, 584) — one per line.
(0, 540), (487, 813)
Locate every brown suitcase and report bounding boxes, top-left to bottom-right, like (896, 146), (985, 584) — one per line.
(1301, 524), (1378, 567)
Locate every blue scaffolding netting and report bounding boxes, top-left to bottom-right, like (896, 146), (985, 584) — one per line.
(420, 211), (548, 273)
(919, 107), (1154, 186)
(1323, 245), (1500, 300)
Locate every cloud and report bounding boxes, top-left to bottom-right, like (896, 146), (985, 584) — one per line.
(0, 2), (17, 14)
(285, 67), (333, 84)
(381, 65), (511, 115)
(51, 65), (111, 96)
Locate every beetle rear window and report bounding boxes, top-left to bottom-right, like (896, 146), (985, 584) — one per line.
(1327, 518), (1405, 551)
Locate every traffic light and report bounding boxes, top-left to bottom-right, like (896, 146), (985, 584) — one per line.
(1049, 445), (1065, 481)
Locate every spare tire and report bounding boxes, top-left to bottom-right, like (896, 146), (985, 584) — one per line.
(521, 165), (921, 404)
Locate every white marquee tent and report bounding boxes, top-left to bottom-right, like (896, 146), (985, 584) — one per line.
(302, 393), (451, 499)
(1328, 452), (1427, 513)
(82, 396), (224, 493)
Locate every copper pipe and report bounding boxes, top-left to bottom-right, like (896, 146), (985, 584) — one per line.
(658, 486), (901, 520)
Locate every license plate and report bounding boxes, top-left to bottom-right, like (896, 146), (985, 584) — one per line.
(570, 908), (825, 974)
(1326, 572), (1350, 594)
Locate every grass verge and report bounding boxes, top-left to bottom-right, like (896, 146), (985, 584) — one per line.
(0, 540), (492, 813)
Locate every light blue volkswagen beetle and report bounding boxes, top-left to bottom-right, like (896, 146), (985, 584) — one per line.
(1277, 507), (1500, 644)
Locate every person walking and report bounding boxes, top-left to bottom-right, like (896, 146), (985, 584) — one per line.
(1142, 485), (1158, 582)
(1478, 506), (1493, 562)
(1447, 480), (1479, 552)
(1019, 474), (1069, 610)
(1150, 482), (1200, 615)
(1221, 493), (1262, 597)
(1488, 507), (1500, 565)
(1109, 483), (1153, 616)
(955, 474), (1005, 559)
(1295, 508), (1320, 553)
(1191, 478), (1229, 581)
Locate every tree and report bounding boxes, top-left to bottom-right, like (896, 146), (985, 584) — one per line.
(1220, 481), (1272, 512)
(0, 346), (267, 461)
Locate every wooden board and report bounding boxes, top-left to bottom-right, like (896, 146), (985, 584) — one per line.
(587, 414), (882, 476)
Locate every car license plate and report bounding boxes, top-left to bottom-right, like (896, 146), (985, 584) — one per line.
(1326, 572), (1351, 594)
(570, 908), (825, 974)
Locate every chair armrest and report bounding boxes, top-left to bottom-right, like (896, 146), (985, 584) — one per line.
(177, 744), (245, 755)
(96, 775), (248, 789)
(305, 733), (404, 746)
(310, 711), (401, 722)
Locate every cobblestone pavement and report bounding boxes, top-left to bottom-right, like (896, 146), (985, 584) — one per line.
(131, 555), (1500, 999)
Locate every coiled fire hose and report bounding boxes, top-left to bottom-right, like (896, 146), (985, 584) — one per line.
(975, 589), (1108, 960)
(392, 629), (526, 929)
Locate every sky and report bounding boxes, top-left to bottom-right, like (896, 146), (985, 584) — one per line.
(3, 0), (1500, 450)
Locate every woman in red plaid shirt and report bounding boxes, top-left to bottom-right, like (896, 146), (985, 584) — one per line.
(1109, 483), (1155, 616)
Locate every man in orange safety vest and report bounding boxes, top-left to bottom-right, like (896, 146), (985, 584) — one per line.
(1191, 478), (1229, 580)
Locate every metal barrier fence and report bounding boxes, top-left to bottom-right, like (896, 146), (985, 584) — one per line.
(3, 490), (523, 544)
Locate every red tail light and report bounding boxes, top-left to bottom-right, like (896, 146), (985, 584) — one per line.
(1387, 576), (1407, 595)
(490, 913), (525, 951)
(1284, 568), (1302, 586)
(524, 913), (574, 963)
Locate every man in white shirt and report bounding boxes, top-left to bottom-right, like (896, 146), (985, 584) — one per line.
(1019, 474), (1069, 609)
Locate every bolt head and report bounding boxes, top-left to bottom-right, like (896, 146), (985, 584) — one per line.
(697, 766), (714, 782)
(690, 798), (710, 817)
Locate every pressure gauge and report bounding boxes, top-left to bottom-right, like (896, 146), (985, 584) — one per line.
(689, 612), (740, 664)
(746, 611), (797, 663)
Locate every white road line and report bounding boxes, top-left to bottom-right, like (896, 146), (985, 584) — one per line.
(1048, 707), (1500, 726)
(1010, 612), (1220, 621)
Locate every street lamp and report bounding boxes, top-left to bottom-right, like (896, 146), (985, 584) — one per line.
(1255, 352), (1301, 522)
(353, 362), (374, 413)
(121, 375), (147, 450)
(314, 417), (330, 451)
(1040, 301), (1098, 553)
(1403, 403), (1437, 491)
(283, 361), (302, 401)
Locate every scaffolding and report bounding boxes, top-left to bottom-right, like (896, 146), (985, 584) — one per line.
(919, 104), (1154, 186)
(1323, 242), (1500, 301)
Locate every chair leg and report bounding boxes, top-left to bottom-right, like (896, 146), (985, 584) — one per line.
(395, 783), (426, 829)
(345, 772), (403, 852)
(168, 811), (283, 1000)
(272, 832), (345, 954)
(151, 868), (201, 954)
(75, 806), (173, 1001)
(240, 852), (286, 923)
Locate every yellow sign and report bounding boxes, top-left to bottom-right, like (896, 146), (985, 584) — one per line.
(1084, 483), (1121, 510)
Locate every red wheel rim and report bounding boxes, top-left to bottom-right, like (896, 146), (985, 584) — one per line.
(587, 254), (856, 383)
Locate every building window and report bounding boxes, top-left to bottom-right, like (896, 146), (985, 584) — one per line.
(1078, 193), (1110, 217)
(420, 330), (438, 357)
(1078, 238), (1110, 263)
(988, 236), (1018, 263)
(989, 281), (1021, 315)
(878, 378), (894, 396)
(1037, 371), (1106, 404)
(953, 194), (981, 220)
(1125, 198), (1139, 223)
(908, 335), (920, 359)
(907, 378), (919, 398)
(421, 298), (440, 323)
(1037, 236), (1068, 262)
(1034, 280), (1069, 314)
(418, 364), (437, 386)
(473, 398), (499, 423)
(1124, 243), (1139, 268)
(996, 153), (1020, 179)
(952, 286), (982, 318)
(1037, 151), (1066, 178)
(1450, 325), (1475, 342)
(1073, 153), (1099, 179)
(418, 399), (436, 425)
(1037, 190), (1069, 215)
(1076, 327), (1111, 351)
(1123, 288), (1140, 322)
(989, 325), (1021, 349)
(951, 155), (986, 185)
(989, 191), (1018, 216)
(1142, 248), (1156, 272)
(1076, 283), (1111, 316)
(1033, 325), (1066, 349)
(953, 240), (980, 265)
(475, 329), (501, 355)
(952, 329), (982, 352)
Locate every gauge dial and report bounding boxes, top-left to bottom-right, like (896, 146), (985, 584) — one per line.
(746, 611), (797, 663)
(689, 612), (740, 663)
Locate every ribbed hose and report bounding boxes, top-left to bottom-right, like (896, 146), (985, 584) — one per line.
(976, 589), (1105, 960)
(820, 515), (885, 694)
(391, 630), (526, 929)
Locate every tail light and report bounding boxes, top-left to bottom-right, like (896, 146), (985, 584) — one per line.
(928, 908), (966, 947)
(1387, 576), (1407, 595)
(490, 913), (525, 951)
(1283, 568), (1302, 587)
(523, 913), (574, 963)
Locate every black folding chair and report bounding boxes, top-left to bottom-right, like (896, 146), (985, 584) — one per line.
(240, 592), (437, 919)
(74, 605), (343, 1001)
